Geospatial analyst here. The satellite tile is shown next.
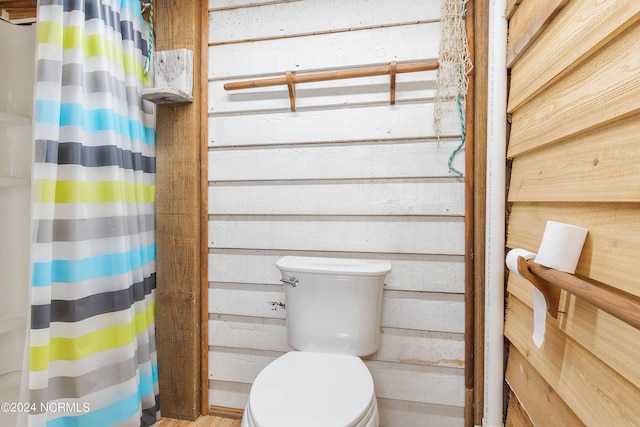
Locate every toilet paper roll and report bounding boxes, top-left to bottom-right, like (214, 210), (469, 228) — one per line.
(534, 221), (589, 274)
(531, 221), (588, 348)
(505, 248), (537, 278)
(532, 290), (546, 349)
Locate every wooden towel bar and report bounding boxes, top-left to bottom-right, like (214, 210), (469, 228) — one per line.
(517, 256), (640, 331)
(223, 60), (439, 112)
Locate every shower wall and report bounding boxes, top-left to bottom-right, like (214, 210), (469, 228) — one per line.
(0, 18), (36, 425)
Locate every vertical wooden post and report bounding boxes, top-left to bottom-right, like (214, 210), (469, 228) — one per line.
(473, 0), (490, 424)
(154, 0), (207, 420)
(464, 1), (476, 426)
(199, 0), (210, 416)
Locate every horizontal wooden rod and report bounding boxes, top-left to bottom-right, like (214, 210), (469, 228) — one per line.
(223, 60), (439, 91)
(524, 258), (640, 331)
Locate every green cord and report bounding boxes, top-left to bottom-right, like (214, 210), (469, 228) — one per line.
(447, 91), (466, 177)
(144, 0), (154, 75)
(447, 0), (467, 177)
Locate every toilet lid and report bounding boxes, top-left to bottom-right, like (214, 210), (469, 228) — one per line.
(248, 351), (375, 427)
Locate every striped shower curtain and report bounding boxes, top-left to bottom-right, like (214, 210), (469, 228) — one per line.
(27, 0), (158, 426)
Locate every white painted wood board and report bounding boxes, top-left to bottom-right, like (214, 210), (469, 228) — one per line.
(208, 140), (465, 182)
(376, 328), (464, 369)
(209, 0), (443, 44)
(207, 381), (465, 427)
(367, 359), (464, 407)
(208, 103), (462, 147)
(210, 314), (464, 368)
(209, 0), (275, 9)
(209, 284), (465, 333)
(208, 23), (440, 79)
(208, 179), (465, 216)
(208, 349), (464, 407)
(378, 398), (464, 427)
(209, 315), (290, 352)
(208, 216), (466, 255)
(209, 347), (280, 383)
(381, 291), (464, 333)
(208, 250), (465, 293)
(209, 283), (286, 320)
(208, 379), (250, 410)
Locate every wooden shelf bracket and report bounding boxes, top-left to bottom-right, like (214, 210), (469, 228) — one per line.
(285, 70), (296, 112)
(389, 60), (397, 105)
(223, 59), (439, 112)
(516, 256), (640, 331)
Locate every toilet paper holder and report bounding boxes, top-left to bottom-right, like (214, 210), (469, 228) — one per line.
(516, 256), (561, 318)
(515, 256), (640, 331)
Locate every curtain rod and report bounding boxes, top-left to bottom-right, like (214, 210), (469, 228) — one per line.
(517, 257), (640, 331)
(223, 60), (439, 111)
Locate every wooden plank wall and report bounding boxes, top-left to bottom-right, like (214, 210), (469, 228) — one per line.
(207, 0), (467, 425)
(505, 0), (640, 425)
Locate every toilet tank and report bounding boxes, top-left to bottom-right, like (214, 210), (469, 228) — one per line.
(276, 256), (391, 356)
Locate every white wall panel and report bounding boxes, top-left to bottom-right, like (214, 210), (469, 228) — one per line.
(208, 216), (465, 254)
(367, 360), (464, 407)
(208, 349), (464, 406)
(209, 0), (443, 44)
(378, 398), (464, 427)
(209, 0), (280, 10)
(209, 381), (464, 427)
(381, 291), (465, 333)
(206, 382), (465, 427)
(376, 328), (464, 368)
(209, 347), (281, 383)
(209, 283), (286, 319)
(210, 314), (464, 368)
(208, 251), (465, 293)
(208, 380), (250, 410)
(209, 179), (465, 216)
(209, 140), (464, 179)
(209, 23), (440, 79)
(209, 0), (273, 10)
(209, 285), (464, 333)
(207, 0), (467, 423)
(209, 103), (462, 146)
(209, 315), (290, 351)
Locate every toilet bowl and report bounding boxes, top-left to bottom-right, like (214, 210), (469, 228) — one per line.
(241, 256), (391, 427)
(241, 351), (378, 427)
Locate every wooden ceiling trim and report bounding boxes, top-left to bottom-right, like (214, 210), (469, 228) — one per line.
(0, 0), (36, 23)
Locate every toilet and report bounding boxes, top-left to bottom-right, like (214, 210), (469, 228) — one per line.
(241, 256), (392, 427)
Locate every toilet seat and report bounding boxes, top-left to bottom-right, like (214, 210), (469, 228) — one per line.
(245, 351), (377, 427)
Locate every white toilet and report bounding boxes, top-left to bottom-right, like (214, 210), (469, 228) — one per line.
(241, 256), (392, 427)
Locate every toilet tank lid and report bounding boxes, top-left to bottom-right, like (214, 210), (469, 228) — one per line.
(276, 256), (391, 275)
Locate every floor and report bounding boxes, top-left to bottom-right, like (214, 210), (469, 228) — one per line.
(158, 416), (242, 427)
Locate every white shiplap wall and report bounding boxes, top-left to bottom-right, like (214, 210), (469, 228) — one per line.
(207, 0), (466, 425)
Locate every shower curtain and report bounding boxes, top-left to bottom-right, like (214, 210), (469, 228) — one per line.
(27, 0), (158, 426)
